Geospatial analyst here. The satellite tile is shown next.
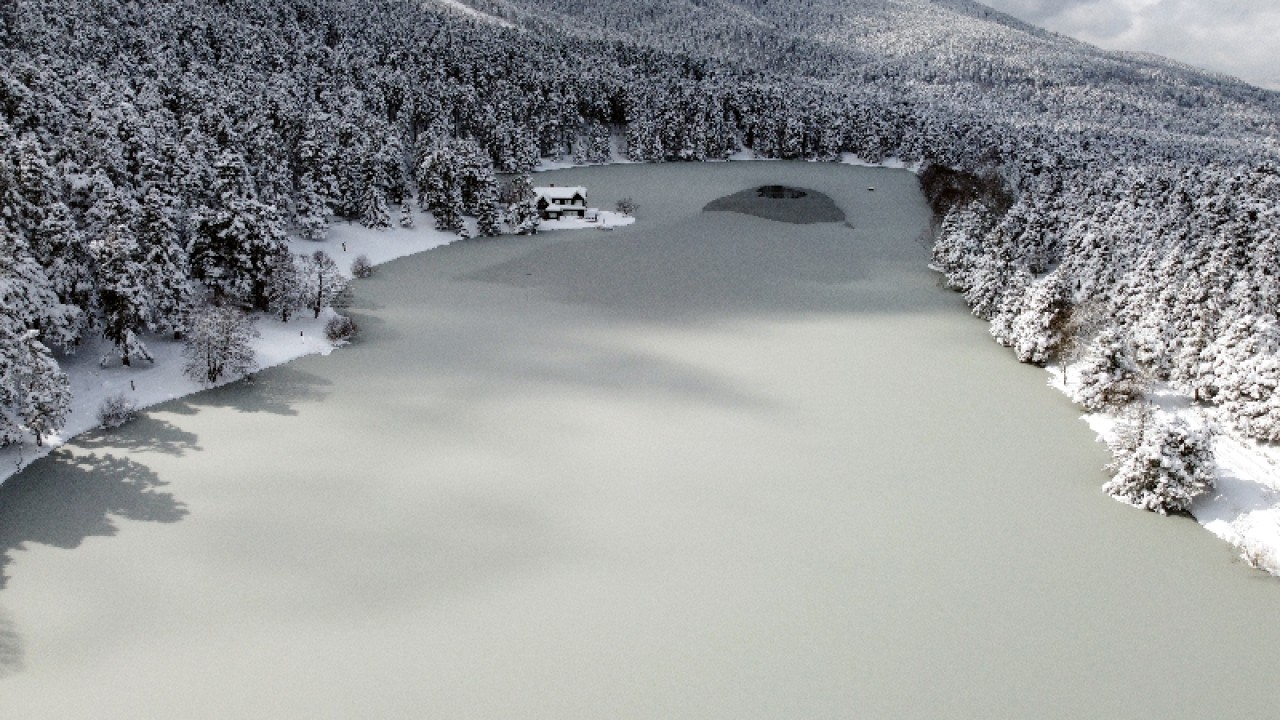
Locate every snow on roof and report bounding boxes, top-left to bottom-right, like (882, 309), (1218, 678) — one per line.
(534, 186), (587, 201)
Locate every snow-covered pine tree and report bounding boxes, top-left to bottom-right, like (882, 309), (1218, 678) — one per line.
(438, 182), (465, 234)
(32, 200), (94, 340)
(295, 175), (332, 241)
(505, 173), (541, 235)
(91, 223), (154, 367)
(1221, 351), (1280, 442)
(0, 225), (80, 352)
(358, 180), (391, 229)
(456, 141), (501, 237)
(1104, 407), (1216, 515)
(1071, 328), (1144, 412)
(985, 266), (1030, 345)
(0, 328), (72, 448)
(330, 111), (370, 220)
(931, 201), (996, 293)
(417, 143), (463, 233)
(358, 139), (393, 229)
(1197, 314), (1280, 442)
(475, 192), (502, 237)
(574, 121), (612, 165)
(266, 247), (303, 323)
(190, 151), (288, 310)
(136, 187), (191, 338)
(1009, 271), (1071, 366)
(5, 135), (59, 234)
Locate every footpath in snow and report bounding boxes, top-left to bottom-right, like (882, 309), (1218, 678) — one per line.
(0, 206), (633, 486)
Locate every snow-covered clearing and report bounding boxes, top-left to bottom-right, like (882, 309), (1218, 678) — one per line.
(425, 0), (514, 28)
(720, 150), (921, 173)
(539, 210), (634, 231)
(1050, 367), (1280, 574)
(839, 152), (923, 173)
(0, 208), (625, 486)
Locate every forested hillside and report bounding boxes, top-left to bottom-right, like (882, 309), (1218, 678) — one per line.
(2, 0), (1279, 510)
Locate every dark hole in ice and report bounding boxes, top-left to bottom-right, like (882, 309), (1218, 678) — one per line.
(756, 185), (807, 199)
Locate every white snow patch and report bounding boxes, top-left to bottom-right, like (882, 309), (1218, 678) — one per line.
(533, 157), (579, 172)
(287, 208), (458, 278)
(539, 210), (635, 232)
(839, 152), (923, 173)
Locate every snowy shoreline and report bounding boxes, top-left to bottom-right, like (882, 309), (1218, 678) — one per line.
(0, 205), (633, 485)
(1046, 366), (1280, 574)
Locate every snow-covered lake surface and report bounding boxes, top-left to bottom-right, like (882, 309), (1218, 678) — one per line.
(2, 162), (1279, 717)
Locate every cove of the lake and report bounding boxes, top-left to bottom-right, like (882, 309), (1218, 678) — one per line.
(2, 161), (1279, 718)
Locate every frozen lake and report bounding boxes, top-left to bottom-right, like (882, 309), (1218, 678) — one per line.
(2, 161), (1279, 717)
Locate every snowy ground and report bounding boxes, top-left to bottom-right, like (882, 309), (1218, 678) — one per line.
(0, 207), (628, 486)
(838, 152), (922, 173)
(538, 210), (634, 231)
(1049, 367), (1280, 574)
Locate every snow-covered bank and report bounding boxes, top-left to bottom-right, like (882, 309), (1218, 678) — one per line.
(1, 299), (333, 483)
(538, 210), (634, 231)
(838, 152), (923, 173)
(0, 208), (629, 485)
(1049, 367), (1280, 574)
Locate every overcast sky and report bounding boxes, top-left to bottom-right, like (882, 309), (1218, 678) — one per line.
(979, 0), (1280, 90)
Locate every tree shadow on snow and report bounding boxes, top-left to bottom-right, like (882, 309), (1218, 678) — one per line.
(0, 450), (186, 675)
(168, 366), (333, 418)
(0, 451), (187, 591)
(0, 607), (20, 679)
(77, 415), (202, 457)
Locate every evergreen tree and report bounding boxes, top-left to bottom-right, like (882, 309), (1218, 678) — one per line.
(91, 223), (153, 367)
(1104, 407), (1216, 515)
(0, 328), (72, 448)
(295, 176), (332, 241)
(1009, 272), (1071, 366)
(358, 164), (392, 230)
(32, 200), (94, 341)
(1071, 329), (1144, 412)
(0, 226), (80, 352)
(266, 248), (303, 323)
(505, 173), (541, 235)
(136, 187), (192, 338)
(191, 151), (288, 309)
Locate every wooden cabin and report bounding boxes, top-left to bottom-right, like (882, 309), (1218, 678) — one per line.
(533, 185), (588, 219)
